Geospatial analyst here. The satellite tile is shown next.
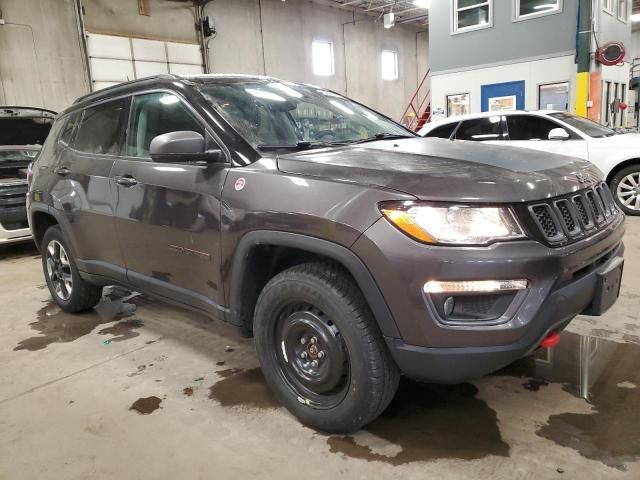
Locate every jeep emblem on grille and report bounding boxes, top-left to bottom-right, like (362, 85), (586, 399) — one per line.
(576, 172), (589, 184)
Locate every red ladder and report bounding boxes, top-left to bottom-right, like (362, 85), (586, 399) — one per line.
(400, 69), (431, 131)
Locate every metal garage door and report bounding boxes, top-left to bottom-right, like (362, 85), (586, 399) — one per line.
(86, 33), (203, 91)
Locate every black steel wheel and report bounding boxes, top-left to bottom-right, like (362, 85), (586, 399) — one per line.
(254, 262), (400, 433)
(275, 304), (350, 409)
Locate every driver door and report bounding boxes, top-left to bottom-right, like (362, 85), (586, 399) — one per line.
(111, 91), (229, 317)
(504, 115), (589, 160)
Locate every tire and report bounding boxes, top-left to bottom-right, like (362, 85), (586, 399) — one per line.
(41, 225), (103, 313)
(253, 262), (400, 433)
(609, 164), (640, 216)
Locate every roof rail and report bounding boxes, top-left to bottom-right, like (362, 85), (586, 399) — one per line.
(73, 74), (179, 105)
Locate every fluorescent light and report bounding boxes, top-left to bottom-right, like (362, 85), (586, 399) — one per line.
(269, 82), (303, 98)
(160, 95), (180, 105)
(245, 88), (286, 102)
(632, 13), (640, 22)
(533, 3), (557, 10)
(413, 0), (430, 8)
(424, 279), (529, 294)
(329, 100), (354, 115)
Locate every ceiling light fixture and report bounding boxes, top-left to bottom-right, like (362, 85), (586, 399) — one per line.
(383, 11), (395, 28)
(413, 0), (430, 8)
(632, 13), (640, 22)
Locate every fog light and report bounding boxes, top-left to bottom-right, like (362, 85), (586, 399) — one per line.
(424, 279), (529, 293)
(444, 296), (455, 316)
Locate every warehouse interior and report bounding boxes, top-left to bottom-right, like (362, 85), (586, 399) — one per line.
(1, 1), (640, 479)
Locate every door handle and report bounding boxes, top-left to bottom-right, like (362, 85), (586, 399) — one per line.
(55, 167), (70, 177)
(115, 175), (138, 187)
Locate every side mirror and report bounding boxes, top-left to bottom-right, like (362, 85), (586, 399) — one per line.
(150, 131), (223, 163)
(548, 128), (570, 141)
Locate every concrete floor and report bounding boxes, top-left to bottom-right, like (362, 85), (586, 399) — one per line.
(1, 219), (639, 480)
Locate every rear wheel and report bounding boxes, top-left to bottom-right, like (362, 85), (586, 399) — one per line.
(254, 262), (400, 433)
(610, 165), (640, 215)
(41, 226), (103, 312)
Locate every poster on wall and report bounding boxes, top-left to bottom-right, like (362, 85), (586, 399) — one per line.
(488, 95), (517, 112)
(446, 93), (470, 117)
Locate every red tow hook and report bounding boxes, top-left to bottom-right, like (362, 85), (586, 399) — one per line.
(540, 332), (561, 349)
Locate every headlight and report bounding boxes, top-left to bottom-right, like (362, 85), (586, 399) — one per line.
(380, 202), (525, 245)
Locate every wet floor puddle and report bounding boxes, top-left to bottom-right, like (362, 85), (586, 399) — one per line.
(208, 368), (279, 409)
(130, 396), (162, 414)
(500, 332), (640, 471)
(209, 331), (640, 468)
(14, 289), (143, 351)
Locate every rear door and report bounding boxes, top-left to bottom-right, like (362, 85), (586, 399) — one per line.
(111, 91), (229, 317)
(51, 99), (127, 281)
(504, 114), (589, 160)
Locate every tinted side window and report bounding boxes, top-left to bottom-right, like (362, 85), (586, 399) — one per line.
(455, 117), (503, 141)
(74, 100), (125, 155)
(126, 92), (205, 158)
(506, 115), (563, 141)
(425, 123), (458, 139)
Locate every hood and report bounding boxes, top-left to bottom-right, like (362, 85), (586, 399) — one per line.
(276, 138), (601, 203)
(0, 106), (56, 146)
(590, 132), (640, 148)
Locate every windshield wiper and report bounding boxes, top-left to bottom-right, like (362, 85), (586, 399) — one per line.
(257, 141), (335, 151)
(349, 133), (415, 144)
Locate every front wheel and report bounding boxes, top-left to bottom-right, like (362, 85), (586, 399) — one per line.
(610, 165), (640, 215)
(253, 262), (400, 433)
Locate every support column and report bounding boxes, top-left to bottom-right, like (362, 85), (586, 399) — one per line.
(575, 0), (592, 118)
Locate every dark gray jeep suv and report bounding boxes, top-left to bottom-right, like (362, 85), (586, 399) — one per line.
(28, 75), (625, 432)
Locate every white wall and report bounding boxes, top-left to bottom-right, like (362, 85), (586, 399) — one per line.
(0, 0), (88, 112)
(204, 0), (429, 119)
(630, 29), (640, 62)
(430, 55), (576, 115)
(0, 0), (430, 119)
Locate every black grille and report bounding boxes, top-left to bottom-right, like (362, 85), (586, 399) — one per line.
(532, 205), (559, 238)
(573, 196), (591, 226)
(556, 200), (577, 234)
(526, 182), (619, 246)
(586, 191), (604, 224)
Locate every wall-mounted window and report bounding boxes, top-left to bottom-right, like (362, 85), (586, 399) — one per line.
(513, 0), (562, 21)
(381, 50), (399, 81)
(446, 93), (470, 116)
(618, 0), (628, 21)
(602, 0), (613, 14)
(452, 0), (493, 34)
(312, 40), (334, 77)
(538, 82), (569, 111)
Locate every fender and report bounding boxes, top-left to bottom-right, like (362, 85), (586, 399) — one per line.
(227, 230), (401, 339)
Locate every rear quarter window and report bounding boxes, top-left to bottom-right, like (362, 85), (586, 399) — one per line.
(455, 117), (503, 141)
(424, 123), (458, 139)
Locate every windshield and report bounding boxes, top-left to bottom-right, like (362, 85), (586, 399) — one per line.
(549, 112), (616, 138)
(197, 80), (413, 148)
(0, 149), (39, 163)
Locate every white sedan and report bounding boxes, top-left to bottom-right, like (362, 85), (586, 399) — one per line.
(419, 110), (640, 215)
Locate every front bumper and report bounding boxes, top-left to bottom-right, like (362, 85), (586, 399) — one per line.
(0, 223), (31, 245)
(352, 212), (626, 383)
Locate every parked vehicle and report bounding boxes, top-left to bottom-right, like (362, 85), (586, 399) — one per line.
(419, 110), (640, 216)
(28, 75), (625, 432)
(0, 107), (55, 245)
